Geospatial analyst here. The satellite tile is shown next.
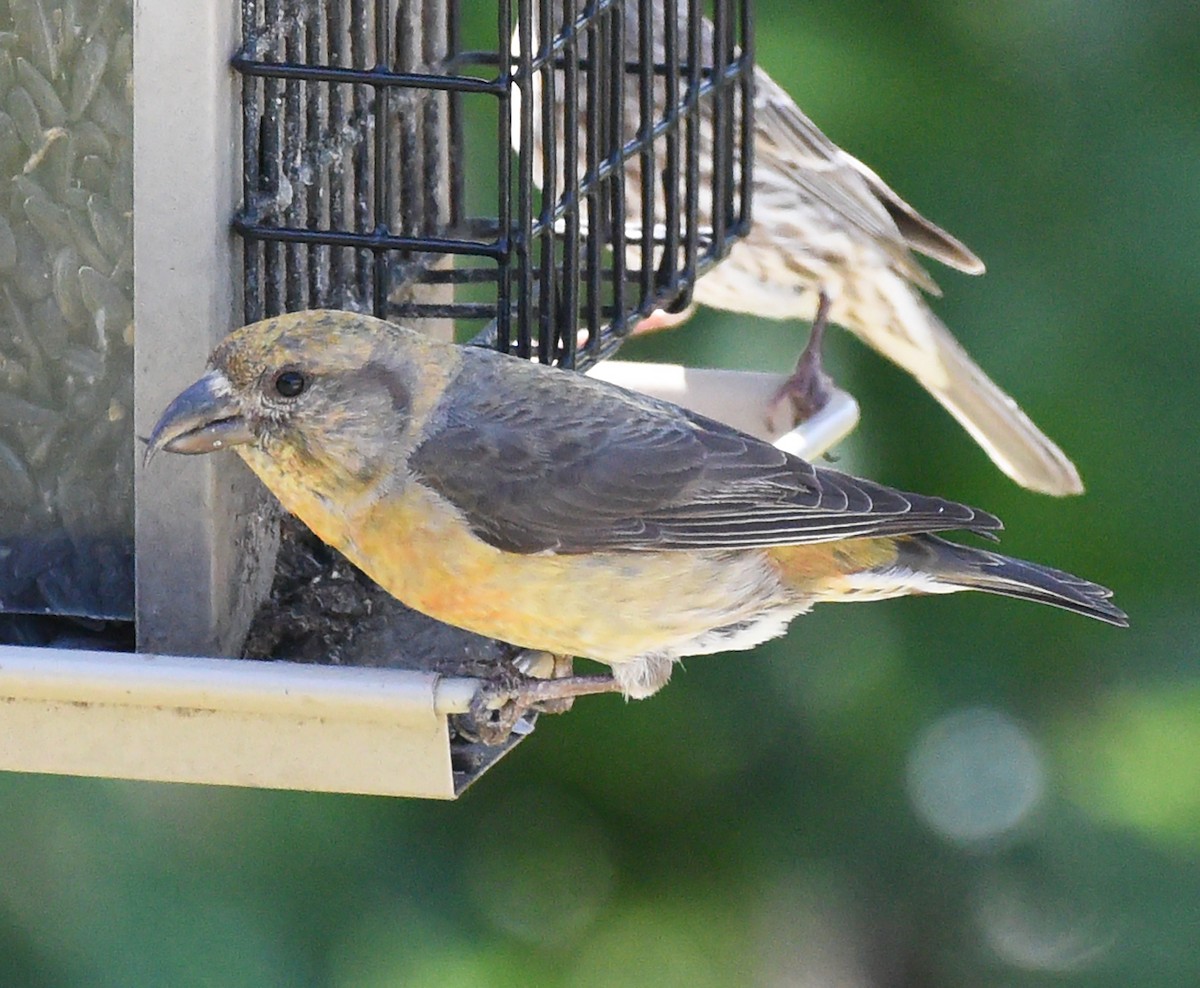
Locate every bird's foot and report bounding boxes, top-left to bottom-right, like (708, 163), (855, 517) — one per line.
(513, 651), (577, 714)
(767, 355), (836, 432)
(466, 668), (530, 746)
(467, 668), (623, 745)
(767, 290), (836, 432)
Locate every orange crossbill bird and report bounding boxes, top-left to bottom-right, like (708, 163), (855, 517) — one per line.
(515, 3), (1084, 496)
(147, 311), (1124, 704)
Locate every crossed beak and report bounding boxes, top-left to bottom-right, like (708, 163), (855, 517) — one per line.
(144, 371), (256, 465)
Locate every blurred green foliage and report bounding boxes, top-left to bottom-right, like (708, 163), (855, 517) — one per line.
(2, 1), (1198, 985)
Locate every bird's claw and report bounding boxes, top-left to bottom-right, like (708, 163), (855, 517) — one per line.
(767, 290), (836, 432)
(463, 668), (623, 746)
(467, 681), (528, 746)
(768, 356), (836, 432)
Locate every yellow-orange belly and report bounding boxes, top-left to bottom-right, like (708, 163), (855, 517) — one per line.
(238, 447), (900, 665)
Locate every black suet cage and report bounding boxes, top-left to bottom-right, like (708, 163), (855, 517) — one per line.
(233, 0), (755, 369)
(0, 0), (759, 795)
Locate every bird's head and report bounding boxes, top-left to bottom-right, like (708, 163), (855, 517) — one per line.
(146, 310), (447, 490)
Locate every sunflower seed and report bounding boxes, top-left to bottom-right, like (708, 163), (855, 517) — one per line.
(55, 0), (85, 65)
(7, 0), (59, 80)
(16, 57), (66, 126)
(71, 120), (113, 158)
(76, 154), (111, 193)
(33, 296), (69, 359)
(23, 193), (73, 247)
(0, 215), (16, 271)
(0, 353), (29, 391)
(67, 208), (108, 269)
(52, 246), (87, 327)
(12, 173), (48, 206)
(87, 193), (127, 259)
(0, 437), (37, 509)
(6, 87), (42, 149)
(0, 111), (20, 173)
(25, 419), (63, 466)
(68, 37), (108, 120)
(78, 265), (132, 340)
(12, 232), (52, 301)
(60, 343), (104, 381)
(108, 32), (131, 88)
(85, 82), (130, 137)
(0, 391), (62, 429)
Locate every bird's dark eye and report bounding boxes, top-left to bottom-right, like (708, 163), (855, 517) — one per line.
(273, 370), (306, 399)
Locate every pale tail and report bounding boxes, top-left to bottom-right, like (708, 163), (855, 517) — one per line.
(854, 285), (1085, 496)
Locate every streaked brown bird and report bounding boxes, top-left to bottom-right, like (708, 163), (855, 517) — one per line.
(147, 312), (1124, 707)
(514, 3), (1084, 496)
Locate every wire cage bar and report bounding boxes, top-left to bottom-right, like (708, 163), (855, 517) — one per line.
(232, 0), (754, 368)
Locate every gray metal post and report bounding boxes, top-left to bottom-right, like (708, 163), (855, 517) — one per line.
(133, 3), (277, 656)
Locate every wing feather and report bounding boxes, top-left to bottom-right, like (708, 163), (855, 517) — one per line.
(406, 349), (1000, 555)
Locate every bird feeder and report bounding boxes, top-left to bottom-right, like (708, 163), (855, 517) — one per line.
(0, 0), (857, 798)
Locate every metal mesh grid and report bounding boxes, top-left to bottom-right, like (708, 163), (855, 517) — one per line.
(233, 0), (754, 369)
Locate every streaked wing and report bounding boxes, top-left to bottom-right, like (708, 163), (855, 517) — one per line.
(845, 158), (986, 275)
(408, 349), (1000, 555)
(751, 75), (939, 293)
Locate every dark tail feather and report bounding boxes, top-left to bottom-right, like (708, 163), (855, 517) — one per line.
(900, 535), (1129, 627)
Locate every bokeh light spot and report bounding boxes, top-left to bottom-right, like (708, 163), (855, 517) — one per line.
(975, 871), (1110, 973)
(463, 786), (615, 948)
(906, 707), (1045, 846)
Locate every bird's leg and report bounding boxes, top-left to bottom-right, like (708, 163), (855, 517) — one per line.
(768, 290), (837, 430)
(543, 654), (577, 714)
(523, 677), (619, 705)
(513, 651), (577, 714)
(511, 674), (623, 706)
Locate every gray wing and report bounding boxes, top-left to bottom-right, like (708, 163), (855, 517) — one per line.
(408, 349), (1001, 555)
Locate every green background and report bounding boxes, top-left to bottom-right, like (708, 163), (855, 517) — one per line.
(3, 1), (1198, 984)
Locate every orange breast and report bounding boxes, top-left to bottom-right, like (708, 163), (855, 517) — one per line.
(242, 456), (793, 661)
(236, 448), (893, 663)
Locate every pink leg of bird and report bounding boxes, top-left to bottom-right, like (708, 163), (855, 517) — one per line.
(768, 290), (836, 430)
